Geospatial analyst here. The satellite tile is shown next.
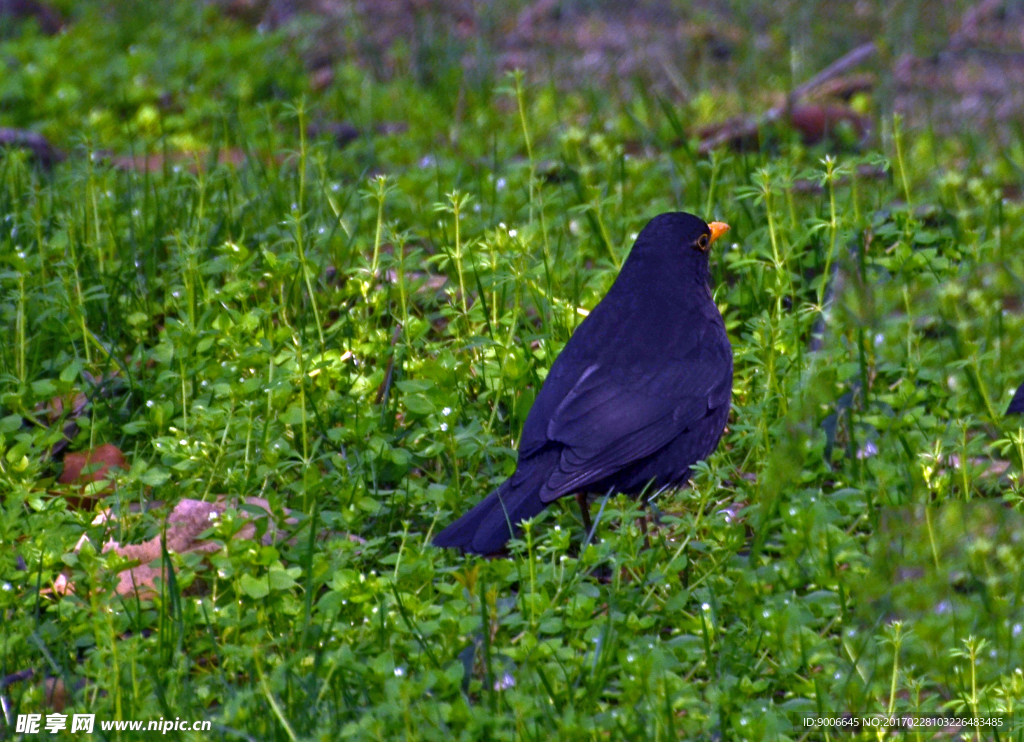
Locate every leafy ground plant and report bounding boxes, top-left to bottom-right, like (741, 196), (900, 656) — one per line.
(2, 2), (1024, 741)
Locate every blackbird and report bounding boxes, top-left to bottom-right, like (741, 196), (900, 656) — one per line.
(434, 212), (733, 555)
(1008, 384), (1024, 415)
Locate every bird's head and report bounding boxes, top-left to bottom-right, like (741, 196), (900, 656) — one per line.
(624, 212), (730, 284)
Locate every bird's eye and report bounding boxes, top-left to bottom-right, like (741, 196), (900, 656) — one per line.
(696, 234), (710, 251)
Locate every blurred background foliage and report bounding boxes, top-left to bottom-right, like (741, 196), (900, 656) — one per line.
(2, 0), (1024, 740)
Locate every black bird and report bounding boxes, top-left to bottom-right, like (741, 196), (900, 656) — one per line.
(1008, 384), (1024, 415)
(434, 212), (733, 555)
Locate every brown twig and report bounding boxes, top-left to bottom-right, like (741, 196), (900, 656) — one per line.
(374, 324), (404, 406)
(1, 668), (35, 689)
(0, 128), (64, 168)
(785, 42), (878, 109)
(698, 42), (877, 154)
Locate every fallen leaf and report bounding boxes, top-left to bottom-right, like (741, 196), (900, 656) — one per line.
(43, 677), (69, 712)
(94, 497), (294, 598)
(50, 496), (363, 601)
(59, 444), (127, 499)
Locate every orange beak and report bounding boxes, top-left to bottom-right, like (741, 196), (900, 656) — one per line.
(708, 222), (730, 245)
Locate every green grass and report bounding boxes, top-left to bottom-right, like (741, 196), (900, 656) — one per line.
(2, 2), (1024, 740)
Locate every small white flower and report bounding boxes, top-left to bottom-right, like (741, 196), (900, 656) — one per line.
(442, 407), (451, 416)
(509, 229), (517, 238)
(440, 423), (448, 432)
(496, 177), (507, 190)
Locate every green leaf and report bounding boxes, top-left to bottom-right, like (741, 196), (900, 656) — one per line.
(152, 343), (174, 365)
(31, 379), (57, 398)
(280, 405), (306, 425)
(395, 379), (434, 392)
(403, 394), (435, 415)
(59, 361), (82, 383)
(268, 568), (298, 591)
(240, 573), (270, 599)
(140, 466), (170, 487)
(0, 414), (22, 434)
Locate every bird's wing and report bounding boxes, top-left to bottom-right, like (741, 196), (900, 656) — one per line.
(513, 280), (731, 502)
(536, 354), (731, 502)
(1008, 383), (1024, 415)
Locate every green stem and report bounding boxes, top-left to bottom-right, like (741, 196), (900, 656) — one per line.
(893, 114), (912, 207)
(294, 100), (325, 349)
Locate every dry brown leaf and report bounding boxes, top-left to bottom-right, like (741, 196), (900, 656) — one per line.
(697, 104), (869, 153)
(60, 444), (126, 485)
(87, 497), (294, 598)
(40, 391), (89, 423)
(43, 677), (69, 712)
(50, 572), (73, 597)
(49, 497), (367, 601)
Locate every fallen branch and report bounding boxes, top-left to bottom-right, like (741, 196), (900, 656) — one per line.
(0, 128), (64, 168)
(786, 42), (878, 108)
(698, 42), (877, 154)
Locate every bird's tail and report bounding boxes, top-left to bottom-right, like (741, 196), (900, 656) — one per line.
(433, 462), (552, 555)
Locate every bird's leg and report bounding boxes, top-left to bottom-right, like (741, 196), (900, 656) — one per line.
(576, 492), (593, 538)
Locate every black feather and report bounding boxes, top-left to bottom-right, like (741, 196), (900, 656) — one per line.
(1008, 384), (1024, 415)
(434, 212), (733, 555)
